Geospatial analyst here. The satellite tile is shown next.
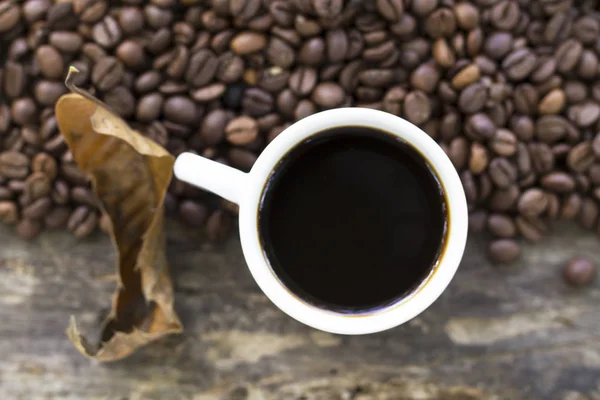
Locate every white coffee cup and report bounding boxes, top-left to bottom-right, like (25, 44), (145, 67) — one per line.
(174, 108), (468, 335)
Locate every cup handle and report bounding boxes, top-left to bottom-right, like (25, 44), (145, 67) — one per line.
(173, 152), (247, 205)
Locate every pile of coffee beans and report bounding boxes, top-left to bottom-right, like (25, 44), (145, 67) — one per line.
(1, 0), (600, 263)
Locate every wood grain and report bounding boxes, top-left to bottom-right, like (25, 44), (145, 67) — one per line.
(0, 221), (598, 400)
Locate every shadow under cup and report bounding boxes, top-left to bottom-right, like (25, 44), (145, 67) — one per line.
(257, 125), (450, 316)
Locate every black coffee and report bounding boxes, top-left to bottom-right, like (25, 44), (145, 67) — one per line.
(258, 127), (448, 313)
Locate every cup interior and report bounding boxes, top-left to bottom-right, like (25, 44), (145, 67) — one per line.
(237, 108), (468, 335)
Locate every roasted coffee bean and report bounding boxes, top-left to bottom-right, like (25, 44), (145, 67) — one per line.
(24, 172), (51, 200)
(502, 48), (537, 81)
(228, 148), (257, 171)
(489, 158), (517, 188)
(465, 113), (495, 142)
(567, 141), (594, 173)
(490, 129), (517, 157)
(0, 201), (18, 225)
(535, 115), (569, 144)
(538, 89), (565, 115)
(16, 219), (43, 240)
(555, 39), (583, 73)
(163, 96), (199, 126)
(242, 87), (273, 116)
(266, 37), (295, 69)
(425, 8), (456, 39)
(376, 0), (404, 22)
(22, 197), (52, 220)
(294, 99), (317, 120)
(206, 210), (233, 242)
(44, 206), (71, 229)
(34, 81), (67, 107)
(403, 91), (431, 125)
(563, 257), (597, 287)
(515, 216), (546, 242)
(568, 102), (600, 128)
(580, 197), (599, 230)
(67, 205), (98, 238)
(487, 213), (516, 238)
(518, 188), (548, 217)
(458, 83), (487, 114)
(468, 210), (487, 233)
(448, 137), (468, 170)
(225, 116), (258, 146)
(311, 82), (345, 109)
(529, 142), (554, 174)
(561, 193), (582, 220)
(11, 98), (38, 126)
(289, 67), (317, 97)
(93, 15), (122, 49)
(0, 151), (30, 179)
(91, 57), (124, 91)
(469, 142), (488, 175)
(231, 31), (267, 54)
(488, 239), (520, 264)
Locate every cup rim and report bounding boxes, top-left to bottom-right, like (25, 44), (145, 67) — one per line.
(238, 108), (468, 335)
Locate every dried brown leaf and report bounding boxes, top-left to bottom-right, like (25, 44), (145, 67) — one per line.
(56, 67), (182, 362)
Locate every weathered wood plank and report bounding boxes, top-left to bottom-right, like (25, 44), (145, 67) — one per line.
(0, 221), (598, 400)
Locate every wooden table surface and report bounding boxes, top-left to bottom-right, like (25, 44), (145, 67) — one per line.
(0, 220), (599, 400)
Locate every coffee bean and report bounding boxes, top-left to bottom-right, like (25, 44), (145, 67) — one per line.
(560, 193), (582, 220)
(266, 37), (295, 70)
(537, 89), (565, 115)
(118, 7), (144, 35)
(228, 148), (257, 171)
(325, 29), (348, 64)
(458, 83), (487, 114)
(464, 113), (495, 141)
(11, 98), (38, 126)
(490, 129), (517, 157)
(518, 188), (547, 217)
(489, 158), (517, 188)
(529, 142), (554, 174)
(502, 48), (537, 81)
(553, 39), (582, 74)
(410, 63), (439, 94)
(242, 87), (273, 116)
(376, 0), (404, 22)
(448, 137), (468, 170)
(563, 257), (597, 287)
(34, 81), (67, 107)
(3, 62), (25, 99)
(206, 209), (232, 242)
(24, 172), (51, 200)
(44, 206), (70, 229)
(488, 239), (520, 264)
(469, 142), (488, 175)
(0, 201), (18, 224)
(289, 66), (317, 97)
(425, 8), (456, 39)
(488, 215), (517, 240)
(311, 82), (345, 109)
(16, 219), (42, 240)
(402, 91), (430, 125)
(567, 141), (594, 173)
(91, 57), (123, 91)
(225, 116), (258, 146)
(163, 96), (199, 127)
(490, 0), (520, 30)
(515, 215), (546, 242)
(0, 151), (30, 179)
(568, 101), (600, 128)
(578, 196), (599, 229)
(22, 196), (52, 220)
(67, 205), (98, 238)
(231, 31), (267, 54)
